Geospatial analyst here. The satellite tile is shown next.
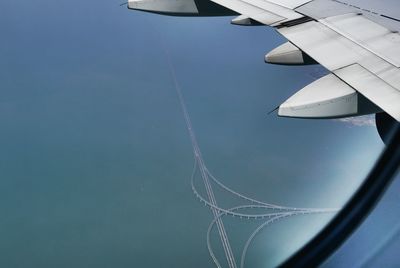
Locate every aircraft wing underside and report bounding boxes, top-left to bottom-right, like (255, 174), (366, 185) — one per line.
(127, 0), (400, 122)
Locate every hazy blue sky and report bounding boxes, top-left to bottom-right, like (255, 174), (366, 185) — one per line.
(0, 0), (393, 267)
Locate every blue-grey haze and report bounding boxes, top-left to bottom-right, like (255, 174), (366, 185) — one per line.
(0, 0), (387, 267)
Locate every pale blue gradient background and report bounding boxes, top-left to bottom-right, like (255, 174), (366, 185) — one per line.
(0, 0), (390, 267)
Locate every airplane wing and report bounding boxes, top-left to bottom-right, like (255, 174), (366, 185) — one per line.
(127, 0), (400, 122)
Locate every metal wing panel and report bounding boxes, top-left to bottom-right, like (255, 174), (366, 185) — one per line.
(295, 0), (360, 20)
(210, 0), (286, 25)
(335, 64), (400, 121)
(240, 0), (304, 20)
(320, 13), (400, 68)
(277, 21), (369, 71)
(210, 0), (305, 25)
(265, 0), (313, 9)
(357, 53), (400, 93)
